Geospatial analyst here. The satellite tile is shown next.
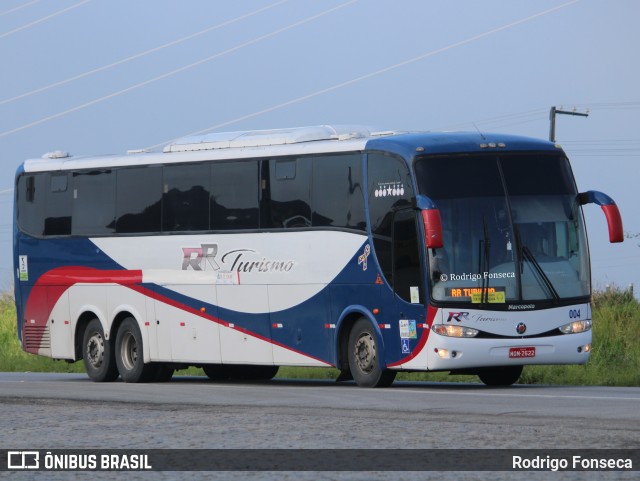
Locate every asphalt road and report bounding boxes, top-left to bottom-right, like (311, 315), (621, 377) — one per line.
(1, 372), (639, 481)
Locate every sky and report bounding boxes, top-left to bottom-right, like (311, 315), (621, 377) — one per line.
(1, 0), (638, 296)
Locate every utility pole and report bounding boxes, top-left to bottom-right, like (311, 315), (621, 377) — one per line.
(549, 106), (589, 142)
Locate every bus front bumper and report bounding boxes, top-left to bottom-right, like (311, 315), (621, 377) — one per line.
(395, 330), (592, 371)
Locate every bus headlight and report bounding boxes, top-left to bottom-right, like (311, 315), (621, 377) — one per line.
(432, 325), (479, 338)
(559, 320), (592, 334)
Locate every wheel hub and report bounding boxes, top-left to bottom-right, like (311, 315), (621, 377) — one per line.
(354, 332), (376, 374)
(86, 334), (104, 369)
(120, 332), (138, 371)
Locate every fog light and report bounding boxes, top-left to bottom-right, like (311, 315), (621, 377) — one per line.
(577, 343), (592, 353)
(436, 348), (449, 359)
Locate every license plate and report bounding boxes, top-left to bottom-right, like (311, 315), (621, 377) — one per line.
(509, 347), (536, 359)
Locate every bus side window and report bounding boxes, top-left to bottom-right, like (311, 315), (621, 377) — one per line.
(163, 164), (210, 232)
(116, 167), (162, 233)
(367, 153), (414, 284)
(72, 170), (115, 235)
(210, 160), (260, 230)
(44, 173), (72, 236)
(393, 210), (423, 304)
(269, 158), (312, 228)
(311, 154), (366, 231)
(17, 174), (46, 236)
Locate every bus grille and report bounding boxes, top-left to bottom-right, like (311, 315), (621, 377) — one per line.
(24, 325), (51, 350)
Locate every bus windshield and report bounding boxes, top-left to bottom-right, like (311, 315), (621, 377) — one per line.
(415, 152), (591, 304)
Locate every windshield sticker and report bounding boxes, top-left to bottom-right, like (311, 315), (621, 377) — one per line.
(471, 291), (505, 304)
(374, 181), (405, 198)
(399, 319), (417, 339)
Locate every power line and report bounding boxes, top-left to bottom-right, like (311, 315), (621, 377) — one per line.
(0, 0), (40, 18)
(0, 0), (89, 40)
(575, 101), (640, 110)
(0, 0), (358, 139)
(150, 0), (580, 149)
(0, 0), (289, 106)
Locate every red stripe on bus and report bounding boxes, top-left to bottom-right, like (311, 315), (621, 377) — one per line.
(22, 266), (333, 367)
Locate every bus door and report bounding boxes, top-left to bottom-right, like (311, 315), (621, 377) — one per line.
(390, 209), (427, 364)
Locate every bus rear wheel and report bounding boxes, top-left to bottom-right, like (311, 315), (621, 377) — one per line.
(347, 318), (396, 388)
(477, 365), (523, 386)
(115, 317), (156, 383)
(82, 318), (119, 382)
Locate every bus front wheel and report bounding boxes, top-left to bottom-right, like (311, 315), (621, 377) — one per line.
(82, 318), (119, 382)
(347, 318), (396, 388)
(115, 317), (156, 383)
(477, 365), (523, 386)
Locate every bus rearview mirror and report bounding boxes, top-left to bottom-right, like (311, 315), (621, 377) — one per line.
(421, 209), (444, 249)
(578, 190), (624, 243)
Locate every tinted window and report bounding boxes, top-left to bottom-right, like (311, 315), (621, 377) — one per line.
(211, 161), (259, 230)
(269, 157), (312, 228)
(116, 167), (162, 233)
(44, 173), (72, 236)
(393, 210), (423, 304)
(72, 170), (115, 235)
(163, 164), (210, 232)
(17, 174), (46, 236)
(501, 154), (576, 195)
(311, 154), (365, 230)
(367, 153), (414, 283)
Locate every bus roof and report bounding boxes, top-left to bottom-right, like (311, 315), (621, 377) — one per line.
(365, 131), (562, 159)
(22, 126), (563, 173)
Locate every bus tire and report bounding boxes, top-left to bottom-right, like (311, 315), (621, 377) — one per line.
(348, 318), (396, 388)
(477, 365), (523, 386)
(82, 318), (119, 382)
(115, 317), (156, 383)
(202, 364), (231, 381)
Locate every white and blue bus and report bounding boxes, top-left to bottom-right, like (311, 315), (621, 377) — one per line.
(13, 125), (623, 386)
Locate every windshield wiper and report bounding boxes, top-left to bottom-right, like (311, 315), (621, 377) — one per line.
(478, 216), (491, 304)
(521, 244), (560, 302)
